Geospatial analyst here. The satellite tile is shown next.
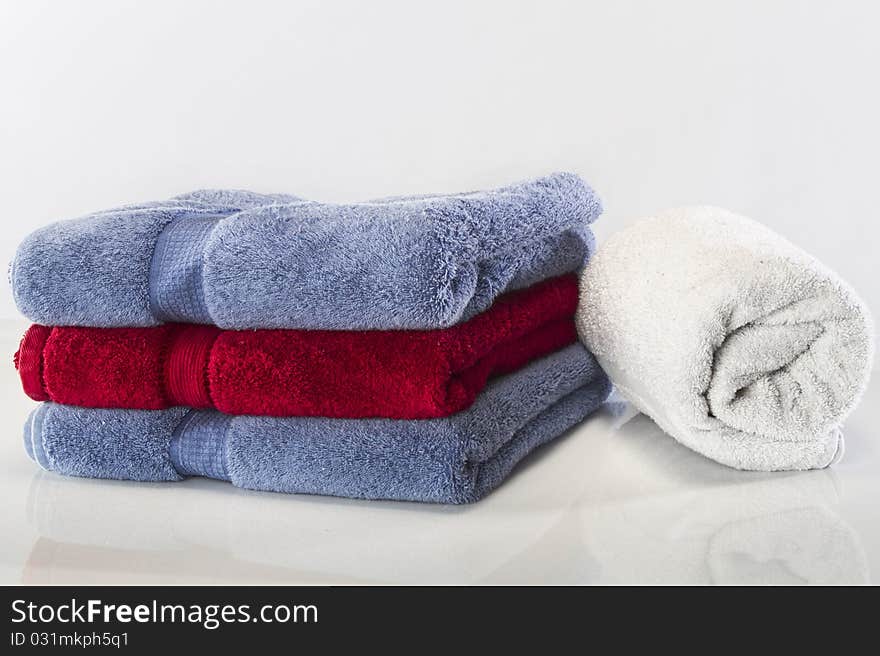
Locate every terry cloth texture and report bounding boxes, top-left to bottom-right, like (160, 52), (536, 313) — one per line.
(577, 206), (874, 472)
(23, 345), (611, 504)
(16, 276), (578, 418)
(11, 173), (601, 329)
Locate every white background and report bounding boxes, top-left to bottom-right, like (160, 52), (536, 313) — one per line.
(1, 0), (878, 319)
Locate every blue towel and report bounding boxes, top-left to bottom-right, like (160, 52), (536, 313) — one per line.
(23, 345), (610, 504)
(12, 173), (600, 329)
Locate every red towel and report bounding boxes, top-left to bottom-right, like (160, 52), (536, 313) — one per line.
(16, 275), (579, 419)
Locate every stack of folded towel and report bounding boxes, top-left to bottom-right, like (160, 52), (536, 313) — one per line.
(12, 173), (611, 503)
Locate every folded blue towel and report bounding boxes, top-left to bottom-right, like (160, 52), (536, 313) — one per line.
(12, 173), (600, 329)
(23, 345), (610, 503)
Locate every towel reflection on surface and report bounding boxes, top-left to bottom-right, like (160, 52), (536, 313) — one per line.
(20, 397), (867, 584)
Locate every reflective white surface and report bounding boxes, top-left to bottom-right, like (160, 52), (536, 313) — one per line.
(0, 320), (876, 585)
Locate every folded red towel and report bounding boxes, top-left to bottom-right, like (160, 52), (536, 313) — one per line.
(16, 275), (579, 418)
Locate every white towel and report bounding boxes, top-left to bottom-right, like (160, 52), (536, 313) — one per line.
(577, 206), (873, 471)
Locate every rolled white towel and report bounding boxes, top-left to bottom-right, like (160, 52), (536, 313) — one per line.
(577, 206), (873, 471)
